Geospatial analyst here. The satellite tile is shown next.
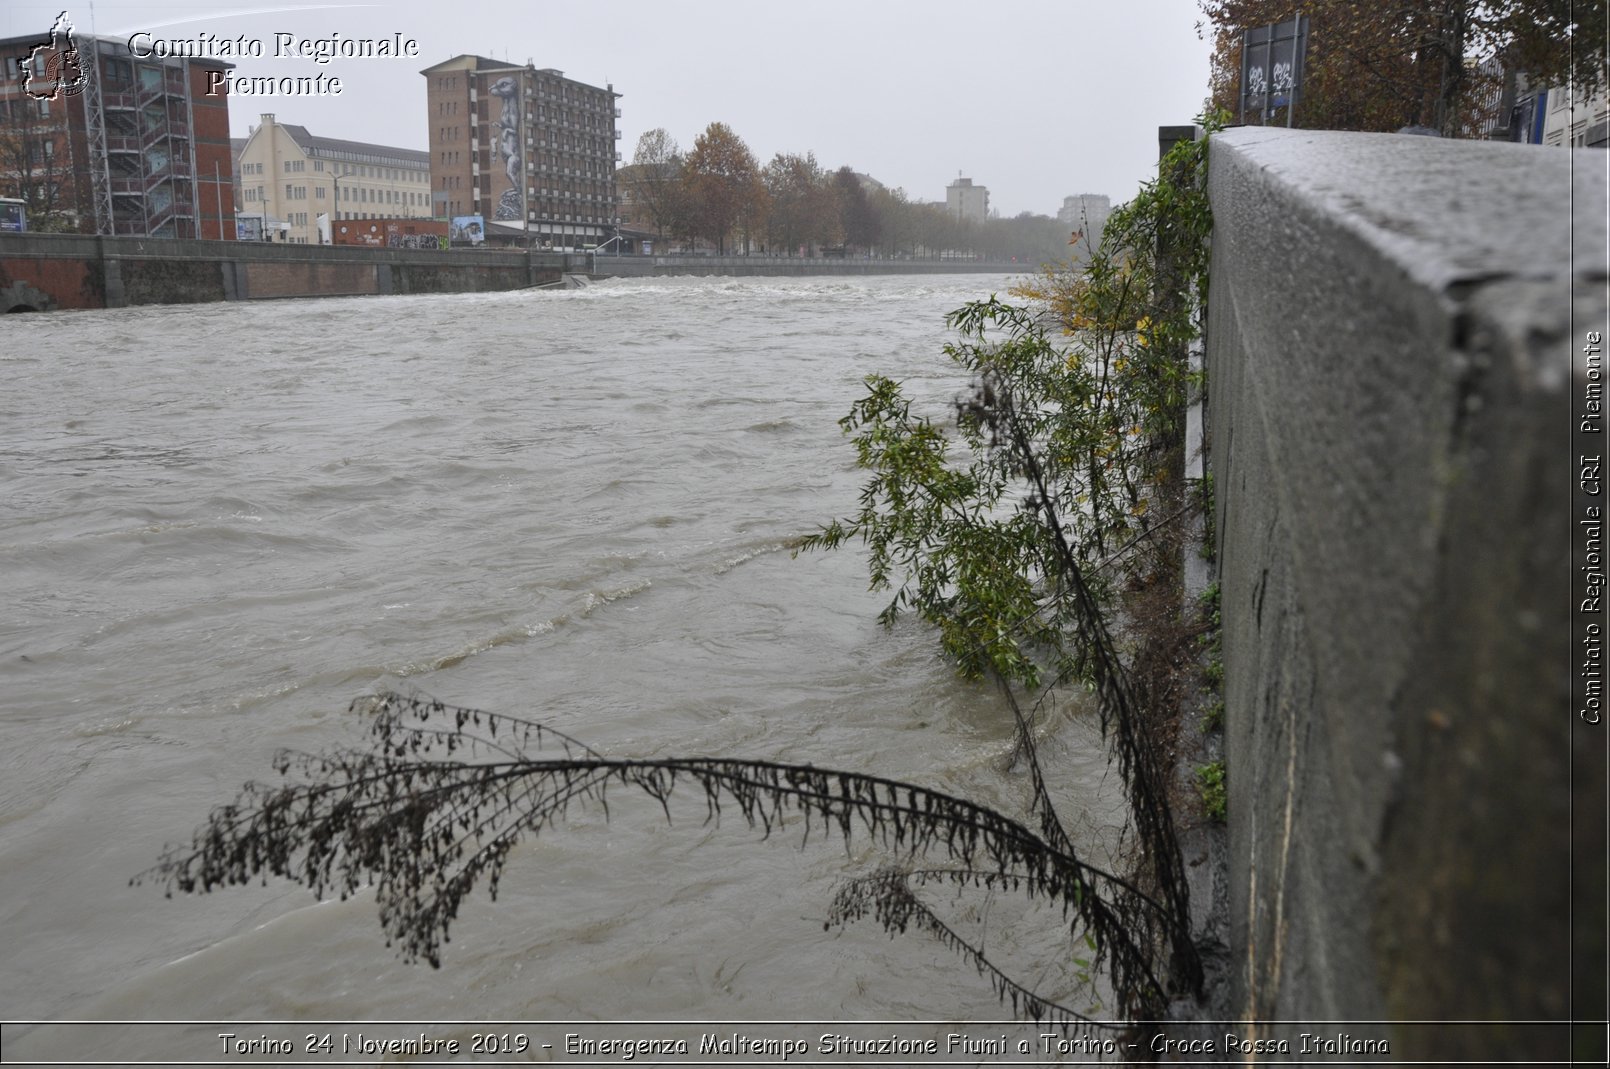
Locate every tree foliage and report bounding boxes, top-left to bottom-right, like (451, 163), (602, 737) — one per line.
(1200, 0), (1607, 135)
(631, 122), (1075, 264)
(683, 122), (766, 254)
(623, 128), (687, 240)
(800, 125), (1219, 1006)
(0, 99), (82, 231)
(761, 151), (837, 254)
(831, 166), (882, 253)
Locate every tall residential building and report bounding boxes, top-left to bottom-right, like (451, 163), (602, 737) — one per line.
(233, 113), (430, 244)
(422, 55), (621, 247)
(946, 175), (989, 224)
(1, 18), (234, 238)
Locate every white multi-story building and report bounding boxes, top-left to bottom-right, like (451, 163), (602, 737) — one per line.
(234, 113), (431, 244)
(946, 175), (989, 224)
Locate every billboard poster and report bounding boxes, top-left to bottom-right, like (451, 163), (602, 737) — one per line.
(451, 216), (485, 245)
(0, 199), (26, 232)
(235, 214), (264, 242)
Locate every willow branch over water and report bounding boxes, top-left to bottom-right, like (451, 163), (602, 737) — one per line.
(136, 690), (1173, 1024)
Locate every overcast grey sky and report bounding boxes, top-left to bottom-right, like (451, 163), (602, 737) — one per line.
(4, 1), (1216, 215)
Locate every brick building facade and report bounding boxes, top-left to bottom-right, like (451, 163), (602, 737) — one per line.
(422, 55), (620, 248)
(1, 19), (234, 238)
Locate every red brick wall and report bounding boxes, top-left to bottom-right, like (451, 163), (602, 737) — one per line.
(189, 62), (235, 240)
(242, 260), (378, 297)
(0, 254), (101, 309)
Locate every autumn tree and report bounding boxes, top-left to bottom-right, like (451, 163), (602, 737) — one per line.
(1201, 0), (1606, 136)
(623, 128), (688, 241)
(761, 151), (837, 255)
(831, 166), (882, 254)
(683, 122), (765, 255)
(867, 186), (915, 259)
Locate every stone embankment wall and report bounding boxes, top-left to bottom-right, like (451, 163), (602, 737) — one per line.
(0, 237), (1026, 313)
(0, 235), (583, 311)
(1205, 126), (1605, 1059)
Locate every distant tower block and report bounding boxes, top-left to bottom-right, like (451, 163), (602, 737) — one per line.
(1058, 193), (1112, 243)
(946, 174), (989, 224)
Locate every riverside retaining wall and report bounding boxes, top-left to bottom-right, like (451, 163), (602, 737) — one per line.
(1205, 126), (1605, 1059)
(0, 234), (584, 311)
(0, 237), (1027, 313)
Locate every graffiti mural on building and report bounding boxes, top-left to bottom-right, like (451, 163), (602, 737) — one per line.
(388, 232), (446, 250)
(488, 76), (524, 223)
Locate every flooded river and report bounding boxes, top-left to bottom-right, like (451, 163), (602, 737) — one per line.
(0, 275), (1125, 1061)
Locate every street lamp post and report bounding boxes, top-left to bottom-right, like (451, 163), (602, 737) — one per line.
(328, 167), (351, 241)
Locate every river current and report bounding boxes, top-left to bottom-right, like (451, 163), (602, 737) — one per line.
(0, 275), (1124, 1060)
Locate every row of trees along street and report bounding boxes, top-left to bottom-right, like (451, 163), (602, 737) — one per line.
(621, 123), (1079, 264)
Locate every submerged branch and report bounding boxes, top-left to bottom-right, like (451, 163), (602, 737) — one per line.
(137, 691), (1172, 1017)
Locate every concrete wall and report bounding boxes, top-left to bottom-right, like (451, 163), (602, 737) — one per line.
(1206, 127), (1604, 1058)
(0, 234), (583, 311)
(0, 237), (1024, 312)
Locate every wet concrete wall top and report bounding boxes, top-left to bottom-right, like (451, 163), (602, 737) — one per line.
(1205, 126), (1604, 1059)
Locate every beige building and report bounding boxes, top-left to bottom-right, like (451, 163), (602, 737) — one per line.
(233, 113), (431, 244)
(422, 55), (620, 247)
(946, 175), (989, 224)
(1542, 83), (1609, 148)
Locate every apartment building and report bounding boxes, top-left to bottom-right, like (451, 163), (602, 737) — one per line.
(1058, 193), (1111, 243)
(1, 20), (233, 237)
(234, 113), (430, 244)
(946, 175), (989, 225)
(422, 55), (620, 247)
(1542, 82), (1610, 148)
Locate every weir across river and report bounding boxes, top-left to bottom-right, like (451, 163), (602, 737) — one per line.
(0, 232), (1022, 312)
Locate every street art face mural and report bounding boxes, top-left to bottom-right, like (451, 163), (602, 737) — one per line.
(488, 76), (524, 224)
